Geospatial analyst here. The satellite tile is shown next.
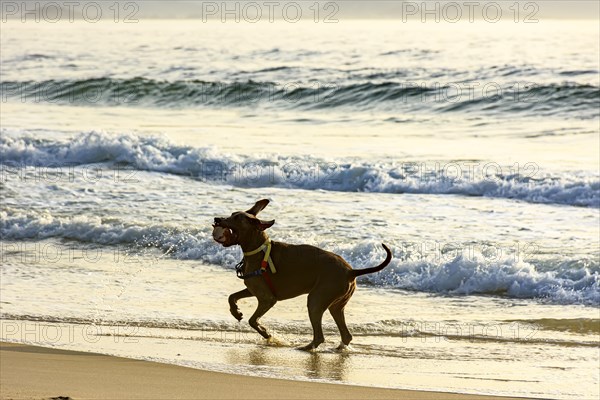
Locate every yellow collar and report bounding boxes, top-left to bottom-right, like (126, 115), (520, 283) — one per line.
(243, 238), (276, 274)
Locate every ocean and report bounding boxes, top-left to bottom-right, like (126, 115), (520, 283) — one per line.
(1, 19), (599, 399)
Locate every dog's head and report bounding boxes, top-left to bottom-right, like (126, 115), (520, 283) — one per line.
(212, 199), (275, 247)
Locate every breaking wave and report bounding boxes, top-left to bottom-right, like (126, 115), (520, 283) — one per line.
(2, 131), (598, 207)
(1, 210), (598, 306)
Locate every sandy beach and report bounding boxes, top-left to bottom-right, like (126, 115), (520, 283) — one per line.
(0, 341), (536, 400)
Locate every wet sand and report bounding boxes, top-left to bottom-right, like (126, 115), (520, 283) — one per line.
(0, 342), (534, 400)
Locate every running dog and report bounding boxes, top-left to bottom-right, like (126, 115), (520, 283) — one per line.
(213, 199), (392, 350)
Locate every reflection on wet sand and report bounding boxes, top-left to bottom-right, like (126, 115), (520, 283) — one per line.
(226, 346), (351, 381)
(304, 352), (351, 381)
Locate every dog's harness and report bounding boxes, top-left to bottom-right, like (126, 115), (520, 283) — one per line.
(235, 238), (277, 296)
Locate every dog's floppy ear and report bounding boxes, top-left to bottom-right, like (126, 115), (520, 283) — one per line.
(246, 199), (270, 216)
(257, 219), (275, 231)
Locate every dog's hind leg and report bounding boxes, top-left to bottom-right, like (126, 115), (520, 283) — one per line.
(329, 305), (351, 347)
(329, 284), (355, 347)
(249, 298), (277, 339)
(228, 288), (253, 321)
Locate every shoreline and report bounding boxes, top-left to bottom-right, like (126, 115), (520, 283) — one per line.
(0, 341), (535, 400)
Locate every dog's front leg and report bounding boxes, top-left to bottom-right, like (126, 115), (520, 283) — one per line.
(228, 288), (253, 321)
(249, 297), (277, 339)
(298, 293), (328, 351)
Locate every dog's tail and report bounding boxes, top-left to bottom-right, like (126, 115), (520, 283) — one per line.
(351, 243), (392, 278)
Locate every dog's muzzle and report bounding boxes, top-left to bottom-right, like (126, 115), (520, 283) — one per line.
(212, 219), (237, 247)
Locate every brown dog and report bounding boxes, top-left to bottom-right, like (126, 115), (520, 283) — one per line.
(213, 199), (392, 351)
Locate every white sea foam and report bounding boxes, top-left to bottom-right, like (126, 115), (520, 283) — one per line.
(1, 210), (597, 306)
(362, 251), (600, 306)
(1, 130), (598, 207)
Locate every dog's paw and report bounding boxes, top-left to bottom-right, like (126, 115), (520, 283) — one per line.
(265, 336), (288, 347)
(230, 308), (243, 321)
(335, 343), (352, 352)
(296, 343), (317, 352)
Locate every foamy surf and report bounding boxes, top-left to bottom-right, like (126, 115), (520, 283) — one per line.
(1, 208), (597, 305)
(2, 130), (598, 207)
